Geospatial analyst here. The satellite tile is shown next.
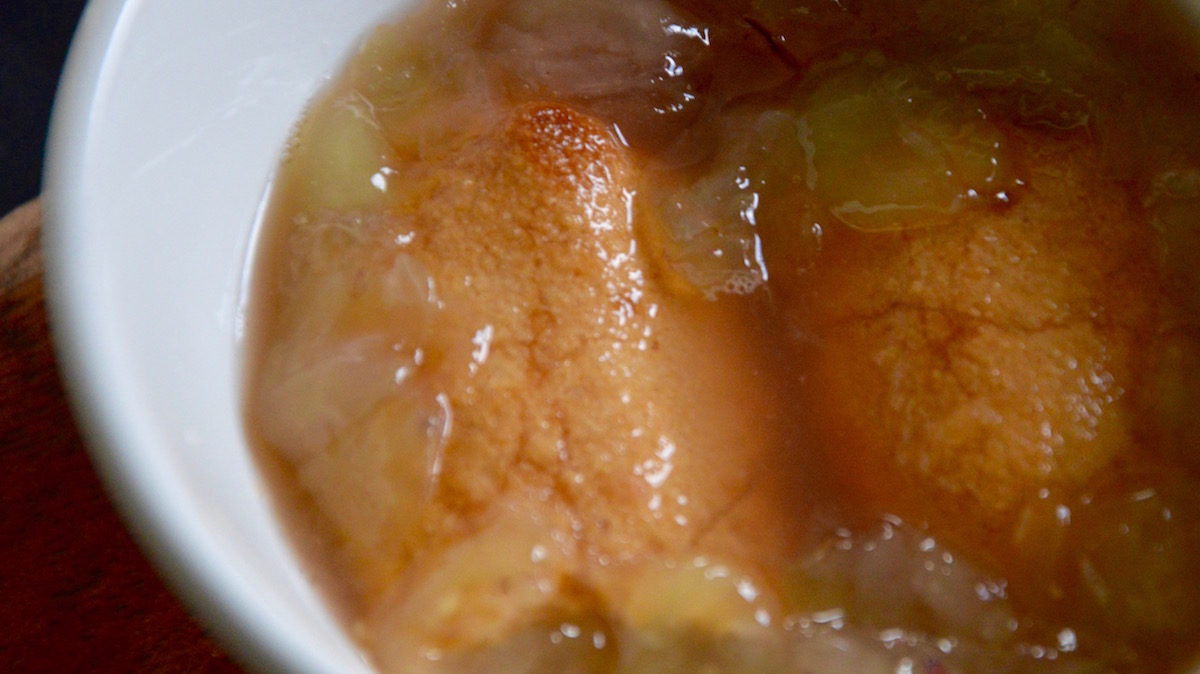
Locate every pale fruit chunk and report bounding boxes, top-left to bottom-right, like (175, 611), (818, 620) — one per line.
(939, 22), (1099, 131)
(787, 520), (1018, 644)
(252, 247), (446, 598)
(286, 93), (397, 213)
(1141, 171), (1200, 471)
(1071, 472), (1200, 643)
(618, 559), (780, 637)
(366, 506), (612, 674)
(799, 61), (1013, 232)
(254, 252), (438, 459)
(647, 109), (809, 297)
(480, 0), (709, 152)
(298, 396), (444, 598)
(613, 559), (787, 674)
(784, 518), (1118, 672)
(477, 0), (793, 162)
(1146, 331), (1200, 476)
(350, 9), (500, 162)
(1148, 168), (1200, 316)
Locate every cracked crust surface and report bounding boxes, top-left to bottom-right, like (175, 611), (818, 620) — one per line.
(259, 104), (804, 664)
(399, 104), (788, 564)
(795, 131), (1163, 535)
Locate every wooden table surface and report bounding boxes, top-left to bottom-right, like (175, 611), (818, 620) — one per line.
(0, 200), (244, 673)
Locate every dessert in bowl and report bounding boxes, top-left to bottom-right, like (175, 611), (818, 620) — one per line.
(45, 0), (1200, 672)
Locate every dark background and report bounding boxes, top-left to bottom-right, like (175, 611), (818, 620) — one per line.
(1, 4), (244, 671)
(1, 0), (89, 215)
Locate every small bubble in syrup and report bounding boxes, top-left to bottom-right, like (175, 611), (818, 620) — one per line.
(1057, 628), (1077, 653)
(756, 608), (772, 627)
(704, 564), (730, 580)
(736, 578), (760, 602)
(1056, 504), (1071, 526)
(811, 608), (845, 625)
(1131, 488), (1157, 502)
(531, 544), (548, 563)
(370, 171), (388, 192)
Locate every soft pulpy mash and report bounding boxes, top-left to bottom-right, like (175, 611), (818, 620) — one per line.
(243, 0), (1200, 671)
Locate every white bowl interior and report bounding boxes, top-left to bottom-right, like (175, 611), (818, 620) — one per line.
(43, 0), (413, 672)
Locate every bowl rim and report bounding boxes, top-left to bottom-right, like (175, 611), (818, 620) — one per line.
(40, 1), (334, 673)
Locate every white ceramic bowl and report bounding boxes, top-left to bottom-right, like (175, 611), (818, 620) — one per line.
(42, 0), (417, 672)
(40, 1), (1200, 674)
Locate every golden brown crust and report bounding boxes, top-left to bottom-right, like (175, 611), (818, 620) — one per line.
(791, 131), (1164, 541)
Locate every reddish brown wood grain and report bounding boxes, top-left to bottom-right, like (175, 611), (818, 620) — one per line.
(0, 200), (244, 673)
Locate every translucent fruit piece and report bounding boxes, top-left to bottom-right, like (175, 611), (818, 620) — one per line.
(286, 93), (397, 213)
(1146, 330), (1200, 475)
(298, 395), (444, 599)
(618, 558), (779, 636)
(785, 519), (1018, 644)
(798, 62), (1014, 231)
(1069, 472), (1200, 647)
(614, 558), (786, 673)
(352, 16), (498, 162)
(367, 511), (611, 674)
(254, 253), (438, 458)
(941, 21), (1100, 131)
(647, 110), (809, 297)
(1148, 168), (1200, 316)
(1144, 168), (1200, 459)
(783, 519), (1112, 672)
(479, 0), (710, 153)
(724, 0), (922, 67)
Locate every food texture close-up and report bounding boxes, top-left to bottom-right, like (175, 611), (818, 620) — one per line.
(239, 0), (1200, 672)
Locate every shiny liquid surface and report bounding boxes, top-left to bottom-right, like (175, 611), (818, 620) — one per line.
(244, 0), (1200, 671)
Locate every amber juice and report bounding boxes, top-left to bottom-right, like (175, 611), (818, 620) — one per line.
(243, 1), (1200, 672)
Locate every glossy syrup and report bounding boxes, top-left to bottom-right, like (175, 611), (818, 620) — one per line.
(243, 1), (1200, 671)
